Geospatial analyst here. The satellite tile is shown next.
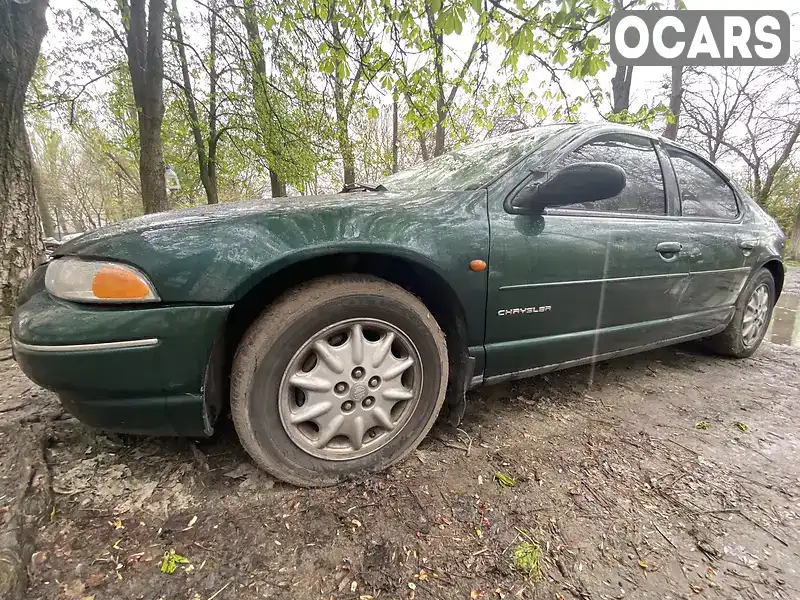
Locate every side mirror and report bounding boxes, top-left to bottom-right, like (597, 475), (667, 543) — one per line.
(508, 162), (627, 214)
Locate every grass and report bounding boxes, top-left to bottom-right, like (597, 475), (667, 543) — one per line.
(512, 541), (542, 579)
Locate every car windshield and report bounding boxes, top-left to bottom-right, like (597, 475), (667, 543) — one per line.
(379, 125), (571, 191)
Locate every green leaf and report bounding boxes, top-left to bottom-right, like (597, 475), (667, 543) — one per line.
(470, 0), (482, 13)
(160, 549), (190, 574)
(494, 472), (516, 487)
(367, 106), (379, 119)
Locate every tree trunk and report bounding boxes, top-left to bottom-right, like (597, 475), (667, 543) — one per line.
(32, 163), (55, 237)
(788, 205), (800, 260)
(433, 97), (446, 157)
(424, 0), (447, 157)
(120, 0), (168, 214)
(0, 0), (48, 316)
(663, 65), (683, 140)
(609, 0), (633, 115)
(269, 169), (286, 197)
(137, 113), (168, 213)
(172, 0), (217, 204)
(330, 16), (355, 186)
(240, 0), (286, 197)
(392, 97), (399, 174)
(611, 65), (633, 114)
(419, 131), (429, 162)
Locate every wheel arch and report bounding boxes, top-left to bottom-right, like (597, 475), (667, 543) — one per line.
(208, 249), (471, 422)
(760, 258), (785, 300)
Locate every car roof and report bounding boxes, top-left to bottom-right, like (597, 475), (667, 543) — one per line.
(559, 121), (662, 141)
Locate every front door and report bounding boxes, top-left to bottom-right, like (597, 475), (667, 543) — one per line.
(485, 132), (688, 379)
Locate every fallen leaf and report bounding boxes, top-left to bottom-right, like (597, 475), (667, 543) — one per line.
(108, 519), (124, 529)
(735, 422), (748, 432)
(471, 590), (485, 599)
(695, 421), (711, 430)
(494, 472), (516, 488)
(637, 559), (648, 569)
(408, 581), (417, 590)
(159, 549), (190, 574)
(350, 580), (358, 592)
(187, 515), (197, 528)
(417, 569), (428, 581)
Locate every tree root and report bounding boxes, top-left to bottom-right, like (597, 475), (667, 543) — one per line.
(0, 425), (53, 600)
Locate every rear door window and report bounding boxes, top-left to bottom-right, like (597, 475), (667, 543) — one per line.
(666, 148), (739, 219)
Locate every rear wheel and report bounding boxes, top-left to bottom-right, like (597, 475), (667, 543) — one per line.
(230, 275), (448, 487)
(705, 267), (775, 358)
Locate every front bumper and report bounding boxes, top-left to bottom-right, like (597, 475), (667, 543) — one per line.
(12, 290), (232, 436)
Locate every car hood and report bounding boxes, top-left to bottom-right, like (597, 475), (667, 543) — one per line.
(55, 190), (406, 256)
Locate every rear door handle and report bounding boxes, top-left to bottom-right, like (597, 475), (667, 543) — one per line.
(655, 242), (682, 254)
(739, 240), (758, 250)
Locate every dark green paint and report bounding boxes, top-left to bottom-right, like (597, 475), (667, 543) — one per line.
(12, 123), (786, 436)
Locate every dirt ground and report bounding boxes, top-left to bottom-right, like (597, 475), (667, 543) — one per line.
(1, 271), (798, 600)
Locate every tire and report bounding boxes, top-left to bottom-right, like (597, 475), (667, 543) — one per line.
(230, 275), (449, 487)
(705, 267), (775, 358)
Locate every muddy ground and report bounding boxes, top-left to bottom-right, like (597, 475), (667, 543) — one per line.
(1, 271), (798, 600)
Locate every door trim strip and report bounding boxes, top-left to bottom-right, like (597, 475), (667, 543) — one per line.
(499, 266), (751, 291)
(500, 271), (685, 291)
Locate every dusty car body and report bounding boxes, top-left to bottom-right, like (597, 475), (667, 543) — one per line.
(12, 122), (786, 486)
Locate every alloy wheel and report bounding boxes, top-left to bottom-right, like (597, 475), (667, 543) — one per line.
(278, 318), (423, 460)
(742, 283), (770, 348)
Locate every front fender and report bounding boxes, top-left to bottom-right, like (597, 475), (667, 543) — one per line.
(57, 190), (491, 345)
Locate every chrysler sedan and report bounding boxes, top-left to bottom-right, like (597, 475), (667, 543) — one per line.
(11, 123), (786, 486)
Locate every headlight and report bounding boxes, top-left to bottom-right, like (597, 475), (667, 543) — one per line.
(45, 258), (160, 303)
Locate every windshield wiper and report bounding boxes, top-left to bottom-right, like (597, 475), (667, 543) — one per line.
(341, 182), (387, 193)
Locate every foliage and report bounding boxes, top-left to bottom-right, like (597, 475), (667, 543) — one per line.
(762, 166), (800, 235)
(22, 0), (797, 232)
(159, 549), (190, 574)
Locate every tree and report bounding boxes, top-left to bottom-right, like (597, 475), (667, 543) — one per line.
(0, 0), (48, 316)
(117, 0), (169, 214)
(661, 64), (682, 140)
(681, 61), (800, 204)
(170, 0), (220, 204)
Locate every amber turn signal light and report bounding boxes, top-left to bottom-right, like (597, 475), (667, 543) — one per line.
(469, 259), (487, 272)
(92, 267), (153, 299)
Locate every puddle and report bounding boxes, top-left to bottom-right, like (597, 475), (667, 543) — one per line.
(767, 291), (800, 347)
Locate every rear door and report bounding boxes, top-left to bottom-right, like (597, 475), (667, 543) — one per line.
(663, 145), (752, 335)
(485, 132), (689, 379)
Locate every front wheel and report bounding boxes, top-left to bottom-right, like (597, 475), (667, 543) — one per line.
(705, 267), (775, 358)
(230, 275), (449, 487)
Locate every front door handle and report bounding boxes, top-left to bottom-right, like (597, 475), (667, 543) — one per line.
(655, 242), (683, 254)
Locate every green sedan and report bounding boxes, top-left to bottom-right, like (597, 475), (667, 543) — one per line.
(11, 123), (786, 487)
